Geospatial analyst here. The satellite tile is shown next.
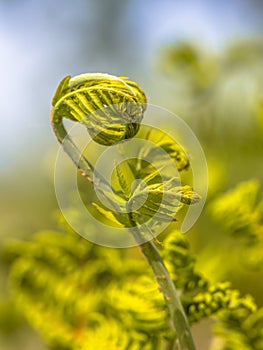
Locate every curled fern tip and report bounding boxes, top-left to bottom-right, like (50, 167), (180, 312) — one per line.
(51, 73), (147, 146)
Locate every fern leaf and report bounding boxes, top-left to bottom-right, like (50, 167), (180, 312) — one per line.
(113, 161), (131, 199)
(92, 202), (127, 227)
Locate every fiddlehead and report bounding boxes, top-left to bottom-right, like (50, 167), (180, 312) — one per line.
(50, 73), (147, 194)
(51, 73), (146, 146)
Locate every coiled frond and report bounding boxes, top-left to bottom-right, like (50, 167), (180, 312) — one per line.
(51, 73), (147, 145)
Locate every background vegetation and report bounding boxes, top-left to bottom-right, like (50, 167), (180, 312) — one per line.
(1, 0), (263, 349)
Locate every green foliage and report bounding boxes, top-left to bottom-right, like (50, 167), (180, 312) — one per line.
(210, 180), (263, 241)
(162, 232), (263, 350)
(159, 41), (218, 93)
(92, 126), (199, 232)
(158, 39), (263, 145)
(5, 222), (263, 350)
(6, 230), (165, 349)
(209, 180), (263, 269)
(138, 127), (190, 172)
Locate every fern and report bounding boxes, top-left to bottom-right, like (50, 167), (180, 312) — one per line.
(5, 225), (263, 350)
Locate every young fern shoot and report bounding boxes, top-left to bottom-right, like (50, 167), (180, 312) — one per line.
(50, 73), (199, 350)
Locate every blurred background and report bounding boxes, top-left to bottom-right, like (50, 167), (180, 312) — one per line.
(1, 0), (263, 349)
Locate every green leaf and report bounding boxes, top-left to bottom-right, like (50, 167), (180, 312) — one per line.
(92, 203), (129, 227)
(138, 127), (190, 171)
(51, 75), (71, 106)
(114, 161), (131, 199)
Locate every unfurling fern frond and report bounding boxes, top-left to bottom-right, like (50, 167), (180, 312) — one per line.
(51, 74), (147, 146)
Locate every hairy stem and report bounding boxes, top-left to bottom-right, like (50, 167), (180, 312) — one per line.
(128, 213), (196, 350)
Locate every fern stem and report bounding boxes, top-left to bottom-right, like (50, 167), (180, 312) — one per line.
(51, 111), (95, 182)
(128, 213), (196, 350)
(166, 337), (179, 350)
(51, 114), (114, 195)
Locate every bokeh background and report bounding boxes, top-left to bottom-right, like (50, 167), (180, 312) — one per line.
(1, 0), (263, 349)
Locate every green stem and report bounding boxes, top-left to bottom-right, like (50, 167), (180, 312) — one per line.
(51, 110), (94, 183)
(166, 337), (179, 350)
(128, 213), (196, 350)
(51, 112), (114, 196)
(51, 113), (196, 350)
